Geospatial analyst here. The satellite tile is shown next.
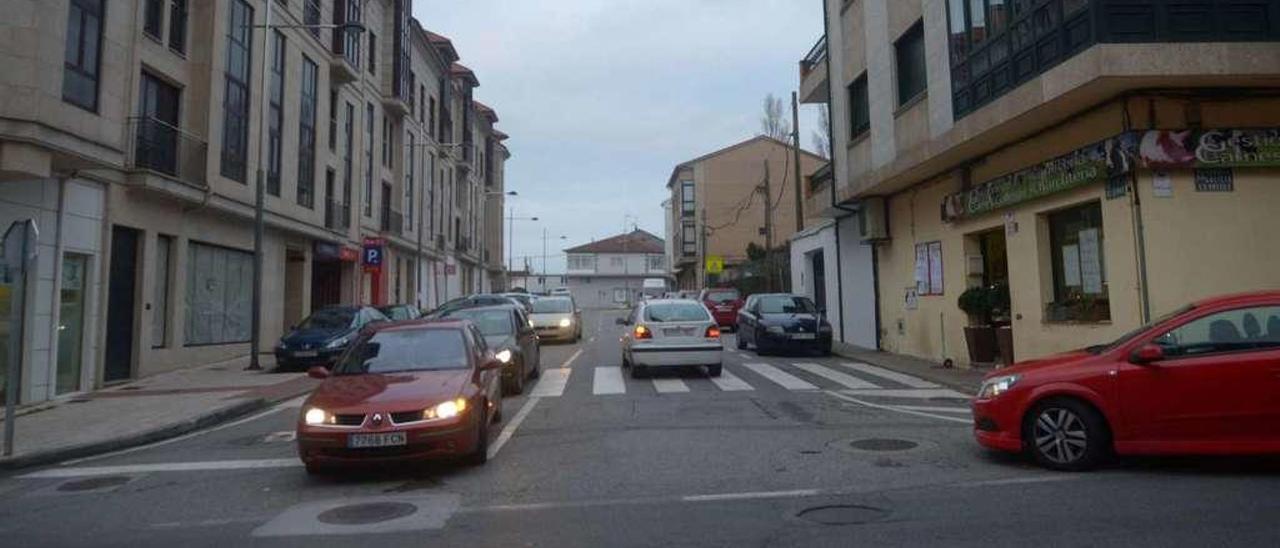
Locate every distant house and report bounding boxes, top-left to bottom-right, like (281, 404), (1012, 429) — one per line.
(563, 230), (671, 308)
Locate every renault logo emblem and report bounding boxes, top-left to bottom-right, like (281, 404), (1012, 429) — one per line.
(372, 413), (384, 426)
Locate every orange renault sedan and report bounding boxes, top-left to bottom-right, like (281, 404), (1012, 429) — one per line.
(295, 319), (504, 474)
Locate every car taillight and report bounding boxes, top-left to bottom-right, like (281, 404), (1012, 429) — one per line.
(634, 325), (653, 340)
(705, 326), (721, 339)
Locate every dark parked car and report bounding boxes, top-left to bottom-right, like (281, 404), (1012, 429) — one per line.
(275, 306), (389, 370)
(379, 304), (423, 321)
(441, 305), (541, 395)
(700, 287), (744, 330)
(498, 292), (536, 314)
(427, 294), (523, 318)
(736, 294), (832, 356)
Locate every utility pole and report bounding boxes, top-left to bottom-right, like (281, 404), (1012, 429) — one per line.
(247, 1), (274, 371)
(791, 91), (805, 233)
(760, 159), (774, 292)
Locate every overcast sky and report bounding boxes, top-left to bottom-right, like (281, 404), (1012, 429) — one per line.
(415, 0), (825, 274)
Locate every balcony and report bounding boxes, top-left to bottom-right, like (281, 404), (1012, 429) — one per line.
(455, 236), (469, 252)
(125, 117), (207, 189)
(799, 35), (829, 104)
(329, 23), (360, 84)
(381, 94), (410, 118)
(325, 199), (351, 233)
(435, 234), (446, 249)
(380, 207), (403, 236)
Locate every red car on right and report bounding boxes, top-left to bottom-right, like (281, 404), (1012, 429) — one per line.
(973, 291), (1280, 470)
(699, 287), (743, 331)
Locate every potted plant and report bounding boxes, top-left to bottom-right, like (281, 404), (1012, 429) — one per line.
(958, 285), (999, 364)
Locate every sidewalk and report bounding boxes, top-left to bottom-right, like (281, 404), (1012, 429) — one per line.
(0, 355), (319, 471)
(831, 342), (988, 394)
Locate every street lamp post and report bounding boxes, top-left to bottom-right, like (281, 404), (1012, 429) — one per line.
(541, 228), (566, 282)
(245, 7), (365, 371)
(507, 211), (538, 287)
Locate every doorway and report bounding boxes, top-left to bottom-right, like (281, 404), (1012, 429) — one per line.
(284, 248), (306, 332)
(105, 226), (139, 383)
(975, 228), (1012, 364)
(56, 253), (89, 394)
(810, 250), (827, 312)
(311, 260), (342, 310)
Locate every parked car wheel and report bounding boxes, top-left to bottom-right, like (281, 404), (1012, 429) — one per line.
(467, 406), (490, 466)
(630, 364), (648, 379)
(1024, 398), (1110, 471)
(503, 364), (525, 396)
(736, 334), (747, 350)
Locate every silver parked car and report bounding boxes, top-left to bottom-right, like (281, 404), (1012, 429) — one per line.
(617, 299), (724, 379)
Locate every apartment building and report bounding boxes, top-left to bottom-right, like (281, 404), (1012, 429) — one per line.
(801, 0), (1280, 367)
(666, 136), (825, 291)
(564, 230), (668, 309)
(0, 0), (510, 404)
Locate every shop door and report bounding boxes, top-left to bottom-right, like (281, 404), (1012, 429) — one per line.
(811, 251), (826, 312)
(978, 229), (1012, 364)
(311, 261), (342, 309)
(56, 253), (89, 394)
(105, 226), (139, 382)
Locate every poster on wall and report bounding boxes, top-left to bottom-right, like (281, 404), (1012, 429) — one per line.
(927, 242), (944, 296)
(1152, 171), (1174, 198)
(1063, 244), (1081, 287)
(914, 244), (929, 295)
(904, 287), (919, 310)
(1078, 229), (1103, 295)
(1140, 129), (1280, 169)
(1194, 168), (1234, 192)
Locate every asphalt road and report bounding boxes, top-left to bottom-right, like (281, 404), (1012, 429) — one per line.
(2, 309), (1278, 547)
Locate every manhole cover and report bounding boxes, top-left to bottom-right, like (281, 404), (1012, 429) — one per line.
(796, 504), (888, 525)
(57, 476), (131, 492)
(849, 438), (918, 452)
(317, 502), (418, 525)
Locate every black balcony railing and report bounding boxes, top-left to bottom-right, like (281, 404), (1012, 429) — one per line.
(325, 199), (351, 232)
(455, 236), (469, 252)
(127, 117), (207, 187)
(800, 34), (827, 77)
(380, 207), (403, 235)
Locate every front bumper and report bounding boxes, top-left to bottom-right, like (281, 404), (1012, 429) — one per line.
(971, 397), (1023, 453)
(296, 414), (480, 466)
(275, 347), (345, 368)
(709, 310), (738, 327)
(756, 332), (832, 353)
(535, 325), (575, 340)
(631, 344), (724, 367)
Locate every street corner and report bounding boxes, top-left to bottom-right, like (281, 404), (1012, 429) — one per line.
(251, 494), (462, 537)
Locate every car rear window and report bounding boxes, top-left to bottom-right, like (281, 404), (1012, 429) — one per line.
(645, 303), (711, 323)
(334, 329), (469, 374)
(704, 290), (739, 303)
(298, 308), (355, 329)
(534, 298), (573, 313)
(444, 309), (514, 336)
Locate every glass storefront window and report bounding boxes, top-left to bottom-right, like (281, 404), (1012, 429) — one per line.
(1046, 202), (1110, 322)
(57, 254), (89, 394)
(0, 262), (12, 404)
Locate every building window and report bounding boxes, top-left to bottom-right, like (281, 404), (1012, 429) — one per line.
(143, 0), (163, 39)
(63, 0), (104, 112)
(152, 235), (172, 348)
(343, 102), (354, 215)
(680, 180), (695, 217)
(848, 74), (870, 138)
(894, 21), (927, 108)
(169, 0), (187, 53)
(647, 255), (664, 271)
(567, 255), (594, 272)
(298, 55), (318, 208)
(304, 0), (321, 38)
(137, 71), (181, 175)
(381, 116), (390, 167)
(220, 0), (253, 183)
(393, 0), (412, 102)
(364, 102), (375, 216)
(185, 242), (253, 346)
(333, 0), (362, 69)
(428, 97), (437, 135)
(267, 30), (285, 197)
(419, 85), (426, 124)
(367, 32), (376, 75)
(1046, 202), (1109, 322)
(681, 220), (697, 256)
(609, 256), (625, 268)
(405, 131), (415, 232)
(328, 89), (338, 151)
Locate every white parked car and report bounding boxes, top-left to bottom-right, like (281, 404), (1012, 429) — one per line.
(617, 299), (724, 379)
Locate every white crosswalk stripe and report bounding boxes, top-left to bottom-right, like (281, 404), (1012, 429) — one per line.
(836, 362), (940, 389)
(838, 388), (970, 399)
(708, 369), (754, 392)
(592, 367), (626, 395)
(652, 378), (691, 393)
(529, 368), (572, 397)
(791, 363), (880, 390)
(741, 363), (819, 391)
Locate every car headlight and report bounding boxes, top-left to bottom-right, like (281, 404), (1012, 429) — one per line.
(324, 336), (349, 349)
(559, 318), (572, 328)
(977, 374), (1020, 399)
(766, 325), (785, 335)
(495, 349), (513, 363)
(422, 398), (468, 421)
(304, 407), (331, 426)
(277, 341), (289, 350)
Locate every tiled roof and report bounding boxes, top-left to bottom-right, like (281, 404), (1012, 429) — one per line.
(565, 230), (664, 255)
(451, 62), (479, 86)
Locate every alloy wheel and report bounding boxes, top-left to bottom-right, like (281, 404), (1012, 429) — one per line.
(1033, 407), (1088, 465)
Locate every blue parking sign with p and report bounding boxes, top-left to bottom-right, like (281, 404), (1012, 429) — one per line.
(363, 245), (382, 267)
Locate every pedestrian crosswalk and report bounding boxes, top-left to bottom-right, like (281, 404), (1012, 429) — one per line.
(526, 360), (969, 401)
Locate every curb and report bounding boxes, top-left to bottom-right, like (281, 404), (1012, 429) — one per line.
(830, 345), (983, 395)
(0, 385), (312, 472)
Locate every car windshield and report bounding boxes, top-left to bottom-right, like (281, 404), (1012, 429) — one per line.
(333, 329), (469, 374)
(645, 303), (710, 323)
(1087, 304), (1196, 354)
(705, 290), (739, 303)
(757, 296), (816, 314)
(297, 308), (355, 330)
(445, 309), (514, 336)
(533, 298), (573, 314)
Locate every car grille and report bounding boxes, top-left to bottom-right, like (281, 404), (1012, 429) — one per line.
(390, 411), (423, 424)
(332, 414), (365, 426)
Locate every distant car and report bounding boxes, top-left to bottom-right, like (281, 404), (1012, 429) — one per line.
(530, 296), (581, 342)
(275, 306), (389, 370)
(617, 299), (723, 379)
(428, 294), (522, 318)
(498, 292), (536, 314)
(378, 304), (422, 321)
(296, 319), (504, 472)
(736, 294), (832, 356)
(550, 287), (572, 296)
(441, 305), (541, 395)
(699, 287), (744, 330)
(973, 291), (1280, 471)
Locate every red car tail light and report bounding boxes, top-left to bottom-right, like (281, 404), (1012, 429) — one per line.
(634, 325), (653, 340)
(706, 326), (721, 339)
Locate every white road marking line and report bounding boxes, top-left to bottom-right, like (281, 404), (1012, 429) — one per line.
(682, 489), (822, 502)
(836, 362), (941, 389)
(793, 362), (881, 390)
(261, 431), (297, 443)
(825, 391), (972, 425)
(651, 378), (690, 393)
(529, 368), (571, 397)
(561, 348), (584, 369)
(21, 458), (302, 479)
(488, 397), (540, 460)
(742, 363), (819, 391)
(956, 475), (1082, 488)
(890, 405), (971, 414)
(592, 367), (626, 395)
(709, 369), (754, 392)
(838, 388), (971, 399)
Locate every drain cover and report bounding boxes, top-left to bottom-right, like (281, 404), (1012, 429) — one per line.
(317, 502), (418, 525)
(57, 476), (132, 492)
(797, 504), (888, 525)
(849, 438), (918, 452)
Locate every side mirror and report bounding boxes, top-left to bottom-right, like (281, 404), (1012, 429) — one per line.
(307, 366), (330, 379)
(615, 318), (630, 326)
(1130, 344), (1165, 365)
